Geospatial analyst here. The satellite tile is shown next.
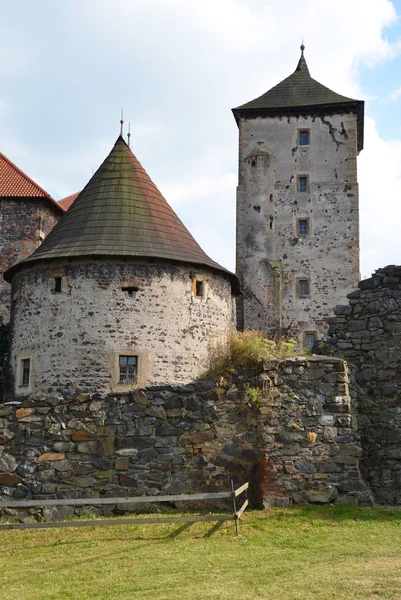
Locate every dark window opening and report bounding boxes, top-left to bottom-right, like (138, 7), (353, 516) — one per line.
(298, 177), (308, 193)
(298, 219), (309, 235)
(195, 280), (204, 297)
(298, 279), (310, 297)
(122, 286), (139, 297)
(54, 277), (62, 293)
(299, 130), (309, 146)
(269, 216), (273, 230)
(251, 160), (256, 167)
(269, 194), (273, 202)
(21, 358), (30, 387)
(305, 333), (316, 348)
(119, 355), (137, 384)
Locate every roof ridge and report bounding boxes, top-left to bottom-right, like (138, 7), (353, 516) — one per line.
(0, 151), (51, 198)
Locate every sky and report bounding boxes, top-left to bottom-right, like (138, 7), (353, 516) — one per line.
(1, 0), (401, 280)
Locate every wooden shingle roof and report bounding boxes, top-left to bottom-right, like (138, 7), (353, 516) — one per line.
(233, 52), (364, 151)
(5, 136), (239, 292)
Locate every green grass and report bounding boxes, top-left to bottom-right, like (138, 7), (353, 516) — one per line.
(1, 505), (401, 599)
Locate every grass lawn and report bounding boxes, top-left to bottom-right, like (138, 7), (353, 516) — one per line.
(1, 505), (401, 599)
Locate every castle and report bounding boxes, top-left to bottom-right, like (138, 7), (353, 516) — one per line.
(2, 49), (397, 510)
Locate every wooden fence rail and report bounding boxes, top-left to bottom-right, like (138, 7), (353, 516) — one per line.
(0, 480), (249, 536)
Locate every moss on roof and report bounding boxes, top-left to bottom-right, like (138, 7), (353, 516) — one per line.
(4, 136), (240, 292)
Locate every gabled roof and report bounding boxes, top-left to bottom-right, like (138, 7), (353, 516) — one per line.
(5, 136), (240, 292)
(58, 192), (79, 211)
(233, 50), (364, 151)
(0, 152), (64, 213)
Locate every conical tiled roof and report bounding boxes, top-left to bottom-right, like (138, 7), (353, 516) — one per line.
(233, 50), (364, 151)
(5, 136), (239, 291)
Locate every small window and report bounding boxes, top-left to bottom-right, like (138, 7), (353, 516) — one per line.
(54, 277), (62, 293)
(305, 332), (316, 349)
(119, 356), (137, 384)
(298, 176), (308, 193)
(122, 286), (139, 297)
(251, 160), (256, 167)
(195, 280), (204, 298)
(299, 130), (309, 146)
(298, 279), (310, 297)
(297, 219), (309, 236)
(21, 358), (30, 387)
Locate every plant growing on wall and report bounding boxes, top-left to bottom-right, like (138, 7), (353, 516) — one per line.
(0, 315), (9, 399)
(205, 330), (297, 378)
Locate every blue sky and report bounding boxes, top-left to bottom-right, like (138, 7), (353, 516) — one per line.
(1, 0), (401, 280)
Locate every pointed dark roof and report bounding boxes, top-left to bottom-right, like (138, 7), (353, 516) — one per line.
(233, 51), (364, 151)
(4, 136), (239, 292)
(0, 151), (64, 213)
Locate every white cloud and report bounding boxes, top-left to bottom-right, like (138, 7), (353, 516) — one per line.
(390, 85), (401, 101)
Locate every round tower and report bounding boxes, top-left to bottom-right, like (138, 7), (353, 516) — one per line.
(4, 136), (239, 398)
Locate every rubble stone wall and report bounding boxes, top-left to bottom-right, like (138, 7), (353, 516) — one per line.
(0, 356), (370, 522)
(322, 265), (401, 504)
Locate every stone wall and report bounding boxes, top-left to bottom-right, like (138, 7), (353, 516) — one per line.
(8, 259), (235, 397)
(0, 198), (61, 321)
(321, 265), (401, 504)
(0, 357), (370, 521)
(236, 113), (360, 345)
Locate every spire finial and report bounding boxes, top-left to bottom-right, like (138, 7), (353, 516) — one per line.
(127, 122), (131, 148)
(300, 40), (305, 56)
(120, 108), (124, 137)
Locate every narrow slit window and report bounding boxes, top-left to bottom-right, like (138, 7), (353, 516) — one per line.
(122, 286), (139, 297)
(299, 130), (309, 146)
(298, 279), (310, 297)
(298, 176), (308, 193)
(269, 216), (273, 230)
(305, 333), (316, 349)
(21, 358), (30, 387)
(297, 219), (309, 235)
(54, 277), (62, 293)
(195, 280), (204, 297)
(119, 355), (137, 384)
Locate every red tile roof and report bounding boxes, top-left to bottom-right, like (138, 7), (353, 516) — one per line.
(58, 192), (79, 211)
(0, 151), (64, 212)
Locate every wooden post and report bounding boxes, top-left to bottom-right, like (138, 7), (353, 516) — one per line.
(231, 479), (239, 537)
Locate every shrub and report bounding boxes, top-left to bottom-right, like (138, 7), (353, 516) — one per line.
(204, 330), (297, 378)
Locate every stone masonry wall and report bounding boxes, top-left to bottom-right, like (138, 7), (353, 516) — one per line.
(236, 113), (360, 345)
(322, 265), (401, 504)
(9, 259), (234, 396)
(0, 357), (370, 522)
(0, 198), (61, 321)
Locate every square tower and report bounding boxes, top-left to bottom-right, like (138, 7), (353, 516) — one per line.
(233, 47), (364, 347)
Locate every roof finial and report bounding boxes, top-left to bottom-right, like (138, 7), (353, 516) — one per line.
(120, 108), (124, 137)
(300, 40), (305, 56)
(127, 122), (131, 148)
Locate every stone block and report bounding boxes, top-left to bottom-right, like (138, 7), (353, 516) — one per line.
(115, 457), (130, 470)
(0, 473), (23, 485)
(38, 453), (65, 462)
(71, 431), (100, 442)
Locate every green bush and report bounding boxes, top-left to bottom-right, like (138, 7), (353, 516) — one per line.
(204, 330), (297, 378)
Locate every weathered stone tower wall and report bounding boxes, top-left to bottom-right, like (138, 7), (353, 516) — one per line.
(8, 259), (235, 397)
(236, 112), (360, 345)
(0, 198), (60, 320)
(323, 265), (401, 504)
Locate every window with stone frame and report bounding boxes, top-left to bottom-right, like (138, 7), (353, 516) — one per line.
(299, 130), (310, 146)
(21, 358), (30, 387)
(304, 332), (316, 349)
(297, 218), (309, 236)
(298, 279), (310, 297)
(118, 355), (138, 384)
(298, 176), (309, 193)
